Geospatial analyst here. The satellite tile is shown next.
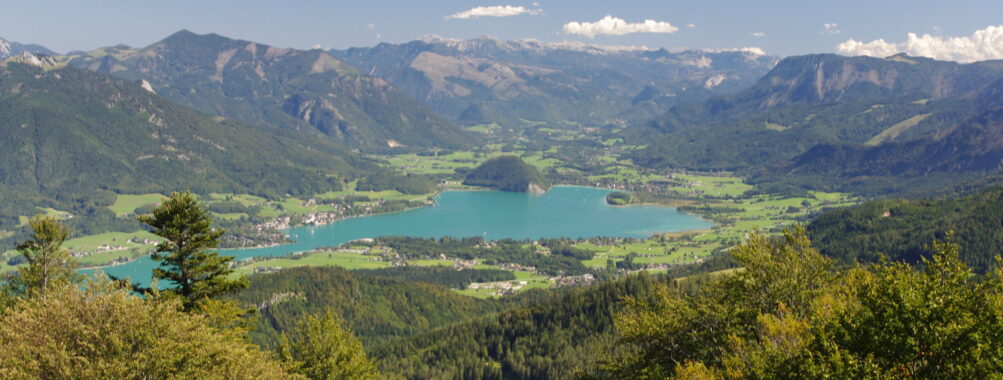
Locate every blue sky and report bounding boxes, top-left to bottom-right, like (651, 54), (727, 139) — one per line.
(4, 0), (1003, 59)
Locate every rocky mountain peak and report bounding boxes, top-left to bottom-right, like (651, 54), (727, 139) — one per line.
(4, 51), (61, 68)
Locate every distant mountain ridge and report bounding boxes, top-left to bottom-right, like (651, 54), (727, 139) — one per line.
(332, 35), (778, 127)
(757, 77), (1003, 195)
(629, 53), (1003, 172)
(66, 30), (472, 152)
(0, 37), (57, 60)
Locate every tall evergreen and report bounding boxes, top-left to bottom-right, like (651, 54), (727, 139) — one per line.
(138, 191), (247, 310)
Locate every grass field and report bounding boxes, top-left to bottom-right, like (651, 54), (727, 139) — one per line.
(233, 251), (390, 276)
(18, 207), (74, 226)
(866, 113), (932, 146)
(109, 194), (164, 216)
(63, 230), (160, 252)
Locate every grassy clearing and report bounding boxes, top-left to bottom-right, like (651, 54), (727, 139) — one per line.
(409, 259), (456, 267)
(667, 174), (753, 198)
(866, 113), (931, 145)
(465, 123), (501, 133)
(63, 230), (160, 252)
(765, 122), (789, 131)
(233, 251), (390, 276)
(109, 194), (164, 216)
(18, 207), (74, 226)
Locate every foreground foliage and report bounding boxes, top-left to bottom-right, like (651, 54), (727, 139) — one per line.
(280, 310), (381, 380)
(607, 227), (1003, 379)
(0, 278), (291, 379)
(1, 216), (379, 380)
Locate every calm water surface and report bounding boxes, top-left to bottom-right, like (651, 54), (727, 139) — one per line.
(85, 186), (711, 285)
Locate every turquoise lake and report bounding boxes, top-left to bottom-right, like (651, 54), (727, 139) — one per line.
(85, 186), (711, 285)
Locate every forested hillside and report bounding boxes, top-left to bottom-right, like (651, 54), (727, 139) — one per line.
(808, 186), (1003, 272)
(0, 60), (374, 229)
(232, 266), (506, 348)
(463, 156), (550, 193)
(756, 77), (1003, 195)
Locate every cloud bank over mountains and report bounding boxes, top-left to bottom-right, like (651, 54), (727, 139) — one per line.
(446, 5), (543, 20)
(563, 15), (679, 38)
(837, 25), (1003, 63)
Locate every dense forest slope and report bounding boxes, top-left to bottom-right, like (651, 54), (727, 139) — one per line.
(231, 266), (505, 348)
(0, 59), (374, 228)
(371, 273), (661, 379)
(333, 35), (778, 127)
(807, 186), (1003, 272)
(68, 30), (472, 151)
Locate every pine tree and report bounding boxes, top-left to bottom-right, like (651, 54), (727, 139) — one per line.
(138, 191), (247, 310)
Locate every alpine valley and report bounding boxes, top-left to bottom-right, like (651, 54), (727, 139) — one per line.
(5, 18), (1003, 380)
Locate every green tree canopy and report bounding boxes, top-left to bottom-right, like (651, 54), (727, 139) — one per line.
(279, 309), (380, 380)
(138, 190), (247, 309)
(0, 277), (293, 379)
(5, 215), (81, 298)
(607, 228), (1003, 379)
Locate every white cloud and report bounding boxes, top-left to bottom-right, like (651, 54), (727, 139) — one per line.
(366, 24), (376, 30)
(686, 23), (696, 29)
(823, 23), (842, 35)
(446, 5), (542, 20)
(750, 32), (765, 38)
(563, 15), (679, 39)
(837, 25), (1003, 63)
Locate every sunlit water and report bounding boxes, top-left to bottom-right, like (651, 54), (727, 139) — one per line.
(84, 186), (711, 285)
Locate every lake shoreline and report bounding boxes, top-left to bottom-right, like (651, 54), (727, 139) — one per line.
(82, 186), (712, 284)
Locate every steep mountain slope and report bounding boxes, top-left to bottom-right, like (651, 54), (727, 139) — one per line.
(757, 77), (1003, 195)
(630, 54), (1003, 170)
(68, 30), (472, 151)
(0, 58), (374, 227)
(333, 35), (778, 127)
(0, 37), (57, 59)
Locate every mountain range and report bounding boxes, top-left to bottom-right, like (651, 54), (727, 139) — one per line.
(628, 53), (1003, 181)
(65, 30), (473, 152)
(0, 37), (56, 60)
(333, 35), (778, 128)
(0, 55), (374, 227)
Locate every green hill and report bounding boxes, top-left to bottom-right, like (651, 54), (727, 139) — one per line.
(0, 59), (374, 229)
(462, 156), (550, 193)
(68, 30), (473, 152)
(808, 186), (1003, 272)
(230, 266), (504, 348)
